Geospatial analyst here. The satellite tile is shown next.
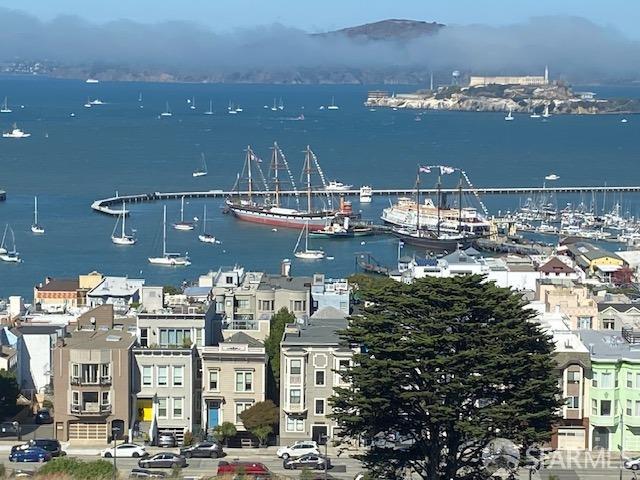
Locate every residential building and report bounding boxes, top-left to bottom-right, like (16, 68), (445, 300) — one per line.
(139, 286), (164, 313)
(137, 311), (206, 349)
(537, 280), (598, 330)
(566, 242), (625, 278)
(52, 306), (136, 441)
(0, 345), (17, 373)
(279, 306), (358, 445)
(538, 257), (582, 281)
(13, 324), (65, 393)
(310, 274), (350, 315)
(200, 332), (266, 441)
(87, 276), (145, 313)
(34, 278), (85, 313)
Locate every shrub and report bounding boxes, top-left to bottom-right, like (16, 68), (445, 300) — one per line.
(37, 457), (114, 479)
(42, 399), (54, 410)
(213, 421), (237, 447)
(183, 430), (193, 446)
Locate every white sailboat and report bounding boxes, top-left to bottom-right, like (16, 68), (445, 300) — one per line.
(192, 153), (208, 178)
(160, 102), (173, 117)
(278, 98), (284, 110)
(148, 206), (191, 266)
(271, 98), (278, 111)
(228, 101), (237, 114)
(198, 205), (216, 243)
(173, 196), (195, 231)
(0, 226), (21, 263)
(111, 202), (136, 245)
(1, 97), (12, 113)
(542, 104), (551, 118)
(504, 108), (514, 121)
(84, 97), (92, 108)
(204, 100), (213, 115)
(294, 221), (325, 260)
(327, 97), (339, 110)
(190, 97), (196, 110)
(0, 224), (8, 254)
(530, 106), (541, 118)
(31, 197), (45, 234)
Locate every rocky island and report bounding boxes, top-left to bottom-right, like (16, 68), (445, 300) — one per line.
(366, 80), (640, 115)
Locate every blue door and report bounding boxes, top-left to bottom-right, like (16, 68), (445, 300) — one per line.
(208, 402), (219, 428)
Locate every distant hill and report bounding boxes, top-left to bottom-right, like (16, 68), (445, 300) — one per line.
(316, 19), (445, 41)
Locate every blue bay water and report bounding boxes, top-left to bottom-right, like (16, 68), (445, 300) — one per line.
(0, 76), (639, 298)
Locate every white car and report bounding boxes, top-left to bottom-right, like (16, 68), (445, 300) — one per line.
(276, 441), (319, 459)
(625, 456), (640, 470)
(101, 443), (148, 458)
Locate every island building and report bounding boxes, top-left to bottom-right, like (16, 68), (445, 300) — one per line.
(468, 66), (549, 87)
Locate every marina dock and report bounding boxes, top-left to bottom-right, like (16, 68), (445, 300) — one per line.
(92, 185), (640, 215)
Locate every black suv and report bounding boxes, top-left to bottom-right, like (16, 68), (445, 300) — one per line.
(35, 410), (53, 425)
(179, 441), (224, 458)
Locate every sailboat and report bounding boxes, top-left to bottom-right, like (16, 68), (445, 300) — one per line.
(31, 197), (45, 234)
(84, 97), (92, 108)
(1, 97), (12, 113)
(0, 224), (8, 254)
(111, 202), (136, 245)
(198, 205), (216, 243)
(173, 196), (195, 231)
(148, 206), (191, 266)
(294, 221), (325, 259)
(278, 98), (284, 110)
(504, 108), (514, 121)
(160, 102), (173, 117)
(192, 153), (208, 178)
(190, 97), (196, 110)
(530, 106), (541, 118)
(271, 98), (278, 111)
(204, 100), (213, 115)
(542, 104), (551, 118)
(327, 97), (339, 110)
(0, 226), (21, 263)
(228, 101), (237, 114)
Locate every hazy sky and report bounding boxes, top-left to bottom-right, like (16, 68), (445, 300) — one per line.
(11, 0), (640, 38)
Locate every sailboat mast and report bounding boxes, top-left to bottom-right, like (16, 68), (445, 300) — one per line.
(247, 147), (253, 203)
(437, 175), (442, 237)
(203, 205), (207, 234)
(34, 197), (38, 225)
(122, 201), (126, 237)
(272, 143), (280, 207)
(180, 196), (185, 222)
(416, 171), (421, 234)
(305, 146), (312, 213)
(458, 172), (463, 233)
(162, 205), (167, 257)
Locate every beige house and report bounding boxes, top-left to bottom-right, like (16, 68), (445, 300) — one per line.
(52, 306), (136, 441)
(200, 332), (266, 443)
(537, 280), (598, 330)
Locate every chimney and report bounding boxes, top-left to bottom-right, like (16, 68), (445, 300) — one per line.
(281, 259), (291, 278)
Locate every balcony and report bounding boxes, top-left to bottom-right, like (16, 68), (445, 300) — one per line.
(283, 402), (307, 414)
(590, 414), (617, 427)
(70, 376), (112, 386)
(70, 403), (112, 415)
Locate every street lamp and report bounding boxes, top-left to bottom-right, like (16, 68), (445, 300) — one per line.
(111, 425), (121, 480)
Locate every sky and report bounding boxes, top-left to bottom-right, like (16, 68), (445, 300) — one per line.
(10, 0), (640, 38)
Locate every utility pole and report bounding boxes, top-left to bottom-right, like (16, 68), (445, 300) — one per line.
(112, 425), (120, 480)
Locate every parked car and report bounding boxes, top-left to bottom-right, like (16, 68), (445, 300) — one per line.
(0, 421), (20, 438)
(34, 410), (53, 425)
(13, 440), (64, 457)
(625, 456), (640, 470)
(276, 441), (319, 459)
(157, 433), (176, 448)
(216, 461), (271, 478)
(101, 443), (148, 458)
(129, 468), (167, 478)
(138, 453), (187, 469)
(9, 447), (51, 463)
(284, 453), (331, 470)
(179, 441), (224, 458)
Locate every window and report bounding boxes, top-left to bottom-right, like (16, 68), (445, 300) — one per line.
(235, 402), (253, 423)
(140, 328), (148, 347)
(158, 366), (168, 386)
(600, 400), (612, 416)
(196, 328), (203, 347)
(290, 359), (301, 375)
(102, 391), (110, 406)
(315, 370), (326, 386)
(225, 276), (233, 284)
(208, 370), (219, 391)
(286, 416), (305, 432)
(157, 398), (168, 419)
(591, 399), (597, 416)
(578, 317), (592, 329)
(315, 399), (325, 415)
(603, 319), (615, 330)
(101, 364), (110, 379)
(600, 372), (612, 388)
(172, 366), (184, 387)
(159, 329), (191, 347)
(72, 391), (79, 405)
(628, 400), (633, 416)
(142, 366), (152, 387)
(566, 396), (579, 409)
(592, 373), (598, 388)
(235, 299), (250, 309)
(235, 371), (253, 392)
(292, 300), (306, 312)
(259, 300), (274, 311)
(628, 372), (633, 388)
(173, 398), (183, 419)
(636, 401), (640, 417)
(289, 389), (301, 405)
(566, 371), (580, 384)
(72, 363), (79, 379)
(338, 359), (350, 371)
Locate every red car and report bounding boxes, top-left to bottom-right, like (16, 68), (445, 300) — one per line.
(216, 461), (271, 478)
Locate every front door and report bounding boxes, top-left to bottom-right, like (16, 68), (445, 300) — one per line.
(312, 425), (328, 445)
(592, 427), (609, 450)
(208, 401), (220, 429)
(137, 399), (153, 421)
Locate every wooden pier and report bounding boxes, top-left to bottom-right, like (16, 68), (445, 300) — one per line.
(91, 185), (640, 215)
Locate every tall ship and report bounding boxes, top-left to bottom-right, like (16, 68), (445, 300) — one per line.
(385, 166), (491, 251)
(225, 143), (336, 231)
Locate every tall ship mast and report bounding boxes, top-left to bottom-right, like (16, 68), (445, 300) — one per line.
(225, 143), (335, 230)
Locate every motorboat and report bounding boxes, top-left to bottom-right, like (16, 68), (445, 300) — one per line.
(3, 124), (31, 138)
(545, 174), (560, 181)
(359, 186), (373, 203)
(85, 78), (99, 84)
(325, 181), (353, 192)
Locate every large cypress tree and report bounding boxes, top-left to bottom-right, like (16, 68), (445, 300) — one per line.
(331, 274), (561, 480)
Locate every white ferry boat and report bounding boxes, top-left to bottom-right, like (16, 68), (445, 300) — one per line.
(325, 181), (353, 191)
(3, 124), (31, 138)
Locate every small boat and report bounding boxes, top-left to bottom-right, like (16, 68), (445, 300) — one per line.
(228, 102), (238, 114)
(138, 92), (143, 102)
(160, 102), (172, 117)
(294, 221), (325, 259)
(235, 106), (243, 112)
(1, 97), (12, 113)
(190, 97), (196, 110)
(278, 98), (284, 110)
(173, 196), (195, 231)
(319, 105), (325, 110)
(542, 104), (551, 118)
(84, 97), (92, 108)
(327, 97), (339, 110)
(85, 78), (99, 84)
(271, 98), (278, 111)
(359, 186), (373, 203)
(198, 205), (216, 243)
(192, 153), (208, 178)
(294, 113), (305, 121)
(621, 118), (628, 123)
(31, 196), (45, 234)
(0, 226), (21, 263)
(325, 180), (353, 192)
(530, 106), (541, 118)
(0, 224), (8, 254)
(89, 99), (105, 106)
(3, 124), (30, 138)
(369, 108), (376, 112)
(204, 100), (213, 115)
(111, 201), (136, 245)
(148, 206), (191, 266)
(545, 174), (560, 181)
(504, 108), (514, 121)
(414, 115), (422, 122)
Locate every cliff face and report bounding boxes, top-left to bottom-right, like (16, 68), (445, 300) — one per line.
(366, 84), (640, 114)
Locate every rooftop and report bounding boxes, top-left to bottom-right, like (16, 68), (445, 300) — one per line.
(87, 276), (145, 298)
(578, 329), (640, 361)
(538, 257), (576, 274)
(35, 278), (79, 292)
(225, 331), (264, 348)
(258, 274), (311, 292)
(61, 327), (136, 350)
(282, 308), (348, 346)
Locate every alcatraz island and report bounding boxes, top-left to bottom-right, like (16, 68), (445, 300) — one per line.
(366, 67), (640, 115)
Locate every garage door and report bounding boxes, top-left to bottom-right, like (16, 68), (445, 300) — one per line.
(68, 422), (107, 440)
(557, 428), (585, 450)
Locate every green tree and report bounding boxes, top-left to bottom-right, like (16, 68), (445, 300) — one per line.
(238, 400), (279, 447)
(213, 421), (237, 447)
(264, 308), (296, 391)
(331, 274), (561, 480)
(0, 370), (19, 417)
(163, 285), (181, 296)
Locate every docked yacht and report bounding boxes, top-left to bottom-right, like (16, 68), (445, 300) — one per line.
(325, 181), (353, 192)
(359, 186), (373, 203)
